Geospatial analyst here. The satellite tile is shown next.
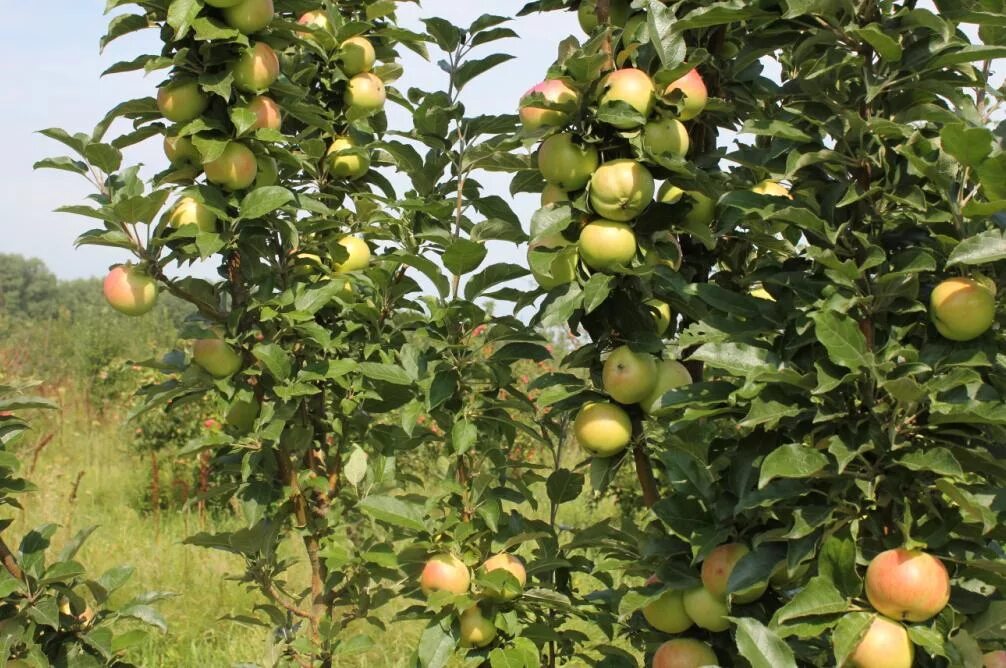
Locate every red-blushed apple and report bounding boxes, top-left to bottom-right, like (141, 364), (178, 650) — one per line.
(537, 133), (599, 191)
(663, 69), (707, 121)
(344, 72), (386, 112)
(339, 36), (376, 76)
(752, 179), (792, 198)
(233, 42), (279, 93)
(164, 135), (201, 168)
(193, 338), (243, 378)
(480, 553), (527, 601)
(578, 219), (636, 271)
(459, 605), (496, 648)
(420, 553), (470, 594)
(701, 543), (767, 603)
(103, 265), (158, 316)
(157, 81), (208, 123)
(845, 615), (913, 668)
(325, 137), (370, 180)
(246, 95), (281, 131)
(641, 359), (691, 415)
(864, 548), (949, 622)
(578, 0), (631, 33)
(681, 586), (729, 632)
(541, 184), (569, 206)
(651, 638), (718, 668)
(222, 0), (273, 34)
(519, 79), (579, 131)
(204, 142), (258, 190)
(930, 276), (996, 341)
(599, 68), (655, 128)
(573, 401), (632, 456)
(167, 196), (216, 233)
(646, 299), (672, 335)
(984, 650), (1006, 668)
(333, 236), (371, 273)
(528, 234), (578, 289)
(602, 345), (657, 404)
(644, 117), (689, 159)
(297, 10), (332, 34)
(643, 588), (693, 634)
(589, 159), (655, 221)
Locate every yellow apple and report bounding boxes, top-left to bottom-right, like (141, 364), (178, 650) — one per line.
(459, 605), (496, 648)
(333, 236), (371, 273)
(578, 219), (636, 271)
(573, 401), (632, 456)
(681, 586), (729, 632)
(641, 359), (691, 415)
(599, 68), (655, 129)
(930, 276), (996, 341)
(846, 616), (913, 668)
(167, 196), (216, 233)
(589, 159), (655, 221)
(643, 589), (693, 634)
(646, 299), (672, 335)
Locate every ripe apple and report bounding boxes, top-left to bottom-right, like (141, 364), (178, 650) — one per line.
(577, 0), (631, 33)
(578, 219), (636, 271)
(663, 69), (708, 121)
(481, 553), (526, 601)
(333, 236), (371, 273)
(222, 0), (274, 34)
(846, 615), (913, 668)
(541, 184), (569, 206)
(646, 299), (672, 335)
(164, 135), (201, 168)
(103, 265), (158, 316)
(167, 196), (216, 233)
(602, 345), (657, 404)
(326, 137), (370, 180)
(345, 72), (386, 112)
(589, 159), (654, 221)
(701, 543), (767, 603)
(193, 338), (243, 378)
(528, 234), (578, 289)
(641, 359), (691, 415)
(864, 548), (949, 622)
(599, 68), (655, 129)
(681, 586), (729, 632)
(339, 36), (376, 76)
(233, 42), (279, 93)
(984, 650), (1006, 668)
(225, 398), (259, 433)
(573, 401), (632, 456)
(246, 95), (282, 131)
(930, 276), (996, 341)
(459, 605), (496, 648)
(420, 553), (470, 594)
(519, 79), (579, 131)
(652, 638), (718, 668)
(752, 180), (792, 198)
(537, 133), (599, 191)
(204, 142), (258, 190)
(643, 589), (693, 634)
(156, 81), (208, 123)
(644, 117), (689, 159)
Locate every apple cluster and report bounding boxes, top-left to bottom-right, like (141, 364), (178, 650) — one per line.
(418, 552), (528, 648)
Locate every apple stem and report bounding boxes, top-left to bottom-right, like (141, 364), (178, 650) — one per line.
(632, 425), (659, 507)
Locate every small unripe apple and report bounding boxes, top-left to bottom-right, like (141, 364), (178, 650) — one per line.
(681, 586), (729, 632)
(641, 359), (691, 415)
(339, 36), (376, 76)
(246, 95), (282, 131)
(930, 277), (996, 341)
(204, 142), (258, 191)
(164, 135), (201, 168)
(222, 0), (274, 34)
(589, 159), (654, 221)
(519, 79), (579, 131)
(528, 234), (578, 289)
(663, 69), (708, 121)
(646, 299), (672, 335)
(599, 68), (655, 129)
(103, 265), (158, 316)
(537, 133), (598, 191)
(157, 81), (208, 123)
(602, 345), (657, 405)
(168, 196), (216, 233)
(333, 237), (371, 273)
(345, 72), (386, 112)
(573, 401), (632, 456)
(984, 651), (1006, 668)
(233, 42), (279, 93)
(752, 179), (792, 198)
(651, 638), (717, 668)
(578, 219), (636, 271)
(326, 137), (370, 180)
(864, 548), (950, 622)
(846, 616), (913, 668)
(644, 117), (690, 159)
(541, 184), (569, 206)
(193, 338), (243, 378)
(481, 553), (527, 601)
(642, 589), (693, 634)
(420, 553), (470, 594)
(459, 605), (496, 648)
(225, 398), (260, 433)
(577, 0), (630, 33)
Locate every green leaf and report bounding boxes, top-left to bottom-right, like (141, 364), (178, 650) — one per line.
(947, 230), (1006, 266)
(416, 619), (455, 668)
(733, 616), (798, 668)
(358, 363), (413, 386)
(344, 447), (368, 487)
(940, 124), (994, 168)
(454, 53), (515, 91)
(239, 186), (294, 220)
(810, 311), (870, 372)
(689, 342), (779, 377)
(581, 274), (613, 314)
(895, 448), (964, 479)
(464, 263), (527, 301)
(966, 601), (1006, 640)
(850, 23), (903, 61)
(832, 612), (872, 666)
(443, 239), (488, 276)
(759, 444), (829, 488)
(546, 469), (584, 505)
(451, 420), (477, 454)
(772, 576), (849, 625)
(252, 344), (293, 381)
(359, 495), (425, 532)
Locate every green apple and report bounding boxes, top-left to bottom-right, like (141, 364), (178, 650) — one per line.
(225, 398), (260, 433)
(577, 0), (630, 32)
(578, 219), (636, 271)
(156, 80), (208, 123)
(643, 589), (693, 634)
(222, 0), (273, 34)
(681, 586), (730, 632)
(519, 79), (579, 131)
(643, 117), (689, 159)
(459, 606), (496, 648)
(657, 182), (683, 204)
(233, 42), (279, 93)
(255, 155), (278, 187)
(845, 616), (913, 668)
(646, 299), (672, 335)
(528, 234), (578, 289)
(164, 135), (201, 169)
(344, 72), (386, 112)
(420, 553), (470, 594)
(602, 345), (657, 405)
(537, 133), (598, 190)
(339, 36), (376, 76)
(663, 68), (708, 121)
(204, 142), (258, 190)
(652, 639), (718, 668)
(589, 159), (654, 221)
(167, 196), (216, 232)
(599, 68), (655, 129)
(641, 359), (691, 415)
(193, 338), (243, 378)
(103, 265), (157, 316)
(930, 276), (996, 341)
(326, 137), (370, 180)
(573, 401), (632, 456)
(333, 237), (371, 273)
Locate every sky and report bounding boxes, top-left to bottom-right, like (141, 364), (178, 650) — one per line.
(0, 1), (572, 281)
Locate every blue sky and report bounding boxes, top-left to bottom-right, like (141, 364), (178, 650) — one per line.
(0, 2), (572, 280)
